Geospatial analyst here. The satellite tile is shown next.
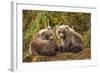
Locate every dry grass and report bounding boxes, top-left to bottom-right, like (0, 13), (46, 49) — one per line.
(23, 48), (91, 62)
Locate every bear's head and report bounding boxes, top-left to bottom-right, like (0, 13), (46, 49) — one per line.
(56, 25), (70, 39)
(38, 28), (53, 41)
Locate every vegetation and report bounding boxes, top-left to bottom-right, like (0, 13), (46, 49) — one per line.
(23, 10), (91, 62)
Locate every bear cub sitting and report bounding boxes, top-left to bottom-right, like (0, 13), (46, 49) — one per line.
(29, 28), (58, 56)
(56, 25), (84, 53)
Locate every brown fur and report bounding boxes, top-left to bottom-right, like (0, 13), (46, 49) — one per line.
(29, 28), (58, 56)
(56, 25), (84, 53)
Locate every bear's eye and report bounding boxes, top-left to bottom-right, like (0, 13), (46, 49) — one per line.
(41, 32), (45, 35)
(45, 35), (49, 39)
(58, 31), (61, 33)
(49, 33), (52, 36)
(62, 31), (65, 33)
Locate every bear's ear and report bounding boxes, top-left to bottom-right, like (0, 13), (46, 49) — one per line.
(66, 26), (68, 29)
(65, 25), (69, 29)
(41, 32), (45, 35)
(56, 25), (59, 29)
(48, 26), (51, 30)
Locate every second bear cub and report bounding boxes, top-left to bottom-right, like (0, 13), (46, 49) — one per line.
(56, 25), (84, 53)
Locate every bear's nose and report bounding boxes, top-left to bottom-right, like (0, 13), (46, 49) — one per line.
(59, 34), (63, 38)
(46, 35), (51, 40)
(60, 36), (63, 38)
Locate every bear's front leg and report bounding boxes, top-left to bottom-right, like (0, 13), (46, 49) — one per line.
(70, 46), (82, 53)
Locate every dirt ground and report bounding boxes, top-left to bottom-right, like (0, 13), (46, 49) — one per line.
(23, 48), (91, 62)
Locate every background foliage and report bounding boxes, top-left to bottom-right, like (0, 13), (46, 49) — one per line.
(23, 10), (91, 62)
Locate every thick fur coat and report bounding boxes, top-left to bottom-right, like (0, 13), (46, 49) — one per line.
(29, 28), (58, 56)
(56, 25), (84, 53)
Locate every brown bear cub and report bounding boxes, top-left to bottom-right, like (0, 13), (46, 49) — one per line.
(29, 28), (58, 56)
(56, 25), (84, 53)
